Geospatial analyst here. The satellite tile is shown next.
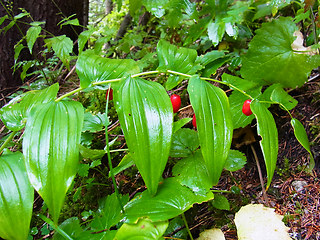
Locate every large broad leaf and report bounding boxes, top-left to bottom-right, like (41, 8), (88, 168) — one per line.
(156, 40), (201, 90)
(241, 17), (320, 88)
(114, 76), (173, 195)
(251, 101), (278, 189)
(114, 218), (168, 240)
(76, 50), (140, 88)
(187, 75), (233, 185)
(291, 118), (314, 171)
(0, 150), (34, 240)
(23, 100), (84, 223)
(172, 150), (212, 196)
(0, 83), (59, 131)
(124, 178), (214, 223)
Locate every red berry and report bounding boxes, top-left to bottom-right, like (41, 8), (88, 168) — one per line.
(170, 94), (181, 113)
(192, 114), (196, 128)
(106, 88), (113, 101)
(242, 99), (252, 116)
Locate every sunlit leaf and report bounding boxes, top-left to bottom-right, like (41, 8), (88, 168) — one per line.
(114, 76), (173, 195)
(26, 26), (41, 54)
(270, 85), (298, 110)
(109, 153), (134, 177)
(188, 76), (233, 185)
(173, 117), (192, 133)
(0, 150), (34, 240)
(76, 50), (140, 88)
(124, 178), (214, 222)
(0, 83), (59, 131)
(23, 100), (84, 223)
(114, 218), (168, 240)
(241, 17), (320, 88)
(251, 101), (278, 189)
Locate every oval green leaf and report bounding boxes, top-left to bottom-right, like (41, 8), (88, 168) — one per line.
(187, 75), (233, 185)
(251, 101), (278, 189)
(291, 118), (314, 171)
(114, 76), (173, 195)
(0, 150), (34, 240)
(76, 50), (140, 88)
(23, 100), (84, 223)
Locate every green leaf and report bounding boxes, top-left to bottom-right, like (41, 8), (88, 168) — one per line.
(222, 73), (260, 92)
(172, 150), (212, 196)
(270, 85), (298, 110)
(45, 35), (73, 69)
(23, 100), (84, 223)
(114, 76), (173, 195)
(188, 76), (233, 185)
(26, 26), (41, 54)
(164, 217), (188, 239)
(0, 151), (34, 240)
(0, 15), (8, 26)
(79, 145), (106, 160)
(251, 101), (278, 189)
(291, 118), (314, 171)
(83, 112), (105, 132)
(211, 194), (230, 210)
(91, 193), (129, 231)
(124, 178), (214, 222)
(114, 218), (168, 240)
(241, 17), (320, 88)
(207, 20), (226, 47)
(78, 28), (96, 54)
(142, 0), (169, 17)
(76, 50), (140, 88)
(109, 153), (134, 177)
(14, 43), (25, 62)
(173, 117), (192, 133)
(156, 40), (201, 90)
(224, 149), (247, 172)
(170, 128), (199, 157)
(129, 0), (142, 15)
(0, 83), (59, 131)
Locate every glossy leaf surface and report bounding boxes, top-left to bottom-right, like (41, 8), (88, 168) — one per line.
(114, 218), (168, 240)
(76, 50), (140, 88)
(291, 118), (314, 170)
(270, 85), (298, 110)
(0, 83), (59, 131)
(170, 128), (199, 157)
(241, 17), (320, 88)
(23, 100), (84, 223)
(172, 150), (211, 196)
(124, 178), (214, 223)
(157, 40), (201, 90)
(251, 101), (278, 189)
(224, 149), (247, 172)
(0, 150), (34, 240)
(188, 75), (233, 185)
(114, 76), (173, 195)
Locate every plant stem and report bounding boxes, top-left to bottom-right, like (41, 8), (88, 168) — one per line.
(211, 189), (231, 193)
(105, 88), (125, 213)
(131, 70), (160, 78)
(0, 131), (17, 155)
(55, 87), (84, 102)
(181, 213), (193, 240)
(38, 214), (73, 240)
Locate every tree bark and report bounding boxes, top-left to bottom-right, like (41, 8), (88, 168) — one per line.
(105, 0), (113, 15)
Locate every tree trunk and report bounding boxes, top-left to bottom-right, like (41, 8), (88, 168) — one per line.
(0, 0), (88, 104)
(105, 0), (113, 15)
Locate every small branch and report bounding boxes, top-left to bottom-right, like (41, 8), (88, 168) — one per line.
(0, 131), (17, 155)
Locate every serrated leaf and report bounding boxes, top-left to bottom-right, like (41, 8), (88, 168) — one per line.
(76, 50), (140, 88)
(270, 85), (298, 110)
(45, 35), (73, 69)
(23, 100), (84, 223)
(142, 0), (169, 17)
(124, 178), (214, 222)
(211, 194), (230, 210)
(0, 83), (59, 131)
(172, 150), (211, 196)
(91, 193), (129, 230)
(114, 76), (173, 195)
(208, 20), (226, 47)
(291, 118), (314, 171)
(0, 151), (34, 240)
(83, 112), (105, 132)
(170, 128), (199, 157)
(156, 40), (201, 90)
(114, 218), (168, 240)
(188, 76), (233, 185)
(241, 17), (320, 88)
(26, 26), (41, 54)
(224, 149), (247, 171)
(251, 101), (278, 189)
